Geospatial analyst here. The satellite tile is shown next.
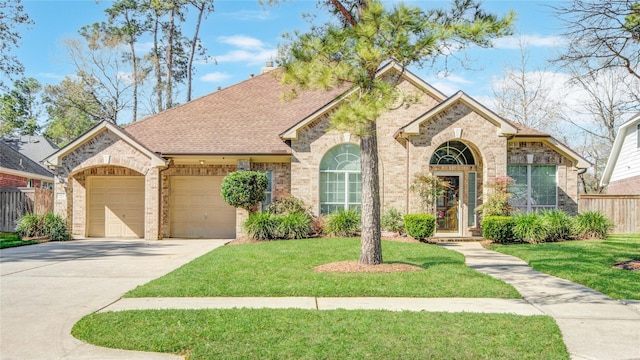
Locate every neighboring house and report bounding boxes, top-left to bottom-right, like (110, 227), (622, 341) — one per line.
(0, 141), (54, 189)
(600, 113), (640, 194)
(44, 63), (589, 240)
(1, 135), (58, 189)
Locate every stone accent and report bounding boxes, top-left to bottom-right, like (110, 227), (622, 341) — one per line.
(606, 175), (640, 195)
(507, 141), (579, 214)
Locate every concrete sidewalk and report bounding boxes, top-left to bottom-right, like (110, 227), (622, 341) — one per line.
(441, 242), (640, 360)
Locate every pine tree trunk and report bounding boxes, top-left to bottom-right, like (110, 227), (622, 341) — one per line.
(359, 121), (382, 265)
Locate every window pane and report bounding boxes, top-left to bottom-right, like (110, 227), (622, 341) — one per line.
(468, 172), (476, 226)
(507, 165), (528, 207)
(531, 165), (556, 206)
(348, 173), (361, 204)
(320, 144), (361, 170)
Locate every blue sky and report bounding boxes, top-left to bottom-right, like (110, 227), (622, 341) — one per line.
(15, 0), (567, 105)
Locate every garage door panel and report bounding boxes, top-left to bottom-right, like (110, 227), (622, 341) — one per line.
(88, 177), (145, 238)
(170, 176), (236, 238)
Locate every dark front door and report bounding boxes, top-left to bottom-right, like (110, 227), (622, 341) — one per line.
(436, 176), (460, 233)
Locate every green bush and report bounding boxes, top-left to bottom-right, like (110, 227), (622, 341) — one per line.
(513, 213), (548, 244)
(325, 209), (361, 237)
(574, 211), (614, 239)
(15, 213), (69, 241)
(221, 171), (268, 211)
(244, 212), (279, 240)
(277, 212), (312, 239)
(381, 208), (405, 234)
(540, 209), (573, 242)
(404, 214), (436, 240)
(481, 216), (515, 243)
(265, 196), (310, 216)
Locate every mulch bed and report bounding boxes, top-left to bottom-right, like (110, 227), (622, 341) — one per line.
(613, 260), (640, 271)
(314, 260), (422, 273)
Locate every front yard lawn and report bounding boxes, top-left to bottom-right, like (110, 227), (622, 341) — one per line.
(490, 234), (640, 300)
(73, 309), (568, 360)
(0, 232), (37, 249)
(126, 238), (520, 298)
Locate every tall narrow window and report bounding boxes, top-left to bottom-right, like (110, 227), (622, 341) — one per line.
(468, 172), (476, 227)
(261, 170), (273, 211)
(507, 165), (557, 213)
(320, 144), (361, 215)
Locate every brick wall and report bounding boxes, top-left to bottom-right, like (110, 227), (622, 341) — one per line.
(0, 173), (28, 188)
(606, 175), (640, 195)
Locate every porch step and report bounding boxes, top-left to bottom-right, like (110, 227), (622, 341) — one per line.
(427, 237), (483, 243)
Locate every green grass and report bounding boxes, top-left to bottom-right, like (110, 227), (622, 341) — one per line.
(0, 232), (37, 249)
(490, 234), (640, 300)
(73, 309), (568, 360)
(126, 238), (520, 298)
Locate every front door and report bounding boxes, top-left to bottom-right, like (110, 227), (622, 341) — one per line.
(436, 175), (461, 235)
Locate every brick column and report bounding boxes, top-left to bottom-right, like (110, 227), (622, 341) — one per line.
(145, 167), (161, 240)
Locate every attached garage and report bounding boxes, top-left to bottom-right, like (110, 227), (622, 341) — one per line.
(88, 176), (145, 238)
(169, 176), (236, 238)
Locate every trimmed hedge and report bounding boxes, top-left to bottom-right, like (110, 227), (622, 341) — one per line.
(244, 212), (312, 240)
(404, 214), (436, 240)
(481, 216), (515, 243)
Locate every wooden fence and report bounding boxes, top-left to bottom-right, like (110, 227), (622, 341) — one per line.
(578, 195), (640, 234)
(0, 188), (53, 232)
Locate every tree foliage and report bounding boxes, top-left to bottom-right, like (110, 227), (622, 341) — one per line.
(0, 77), (42, 135)
(277, 0), (513, 264)
(0, 0), (33, 89)
(553, 0), (640, 80)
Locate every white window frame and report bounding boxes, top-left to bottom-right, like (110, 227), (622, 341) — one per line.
(260, 170), (274, 211)
(508, 165), (558, 213)
(319, 144), (361, 215)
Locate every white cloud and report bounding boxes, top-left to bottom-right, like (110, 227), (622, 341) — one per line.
(209, 35), (278, 66)
(221, 10), (272, 21)
(437, 73), (472, 84)
(218, 35), (265, 50)
(200, 72), (233, 83)
(492, 35), (567, 49)
(37, 72), (65, 81)
(134, 41), (154, 53)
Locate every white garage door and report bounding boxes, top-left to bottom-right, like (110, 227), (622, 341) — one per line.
(170, 176), (236, 238)
(88, 177), (145, 238)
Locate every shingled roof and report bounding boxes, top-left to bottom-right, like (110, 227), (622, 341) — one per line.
(125, 70), (349, 155)
(0, 142), (53, 178)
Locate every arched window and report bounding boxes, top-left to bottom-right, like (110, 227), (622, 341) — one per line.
(319, 144), (361, 214)
(430, 141), (475, 165)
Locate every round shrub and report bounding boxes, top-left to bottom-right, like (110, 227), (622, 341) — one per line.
(266, 196), (310, 216)
(325, 209), (360, 237)
(513, 212), (548, 244)
(404, 214), (436, 240)
(221, 171), (268, 211)
(481, 216), (515, 243)
(43, 213), (70, 241)
(574, 211), (614, 239)
(540, 209), (573, 242)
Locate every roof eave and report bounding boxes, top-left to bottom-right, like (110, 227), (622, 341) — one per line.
(600, 112), (640, 186)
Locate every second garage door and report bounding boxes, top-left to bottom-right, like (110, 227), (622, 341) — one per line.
(170, 176), (236, 238)
(88, 176), (145, 238)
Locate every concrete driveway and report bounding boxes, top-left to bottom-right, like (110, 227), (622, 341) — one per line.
(0, 239), (228, 360)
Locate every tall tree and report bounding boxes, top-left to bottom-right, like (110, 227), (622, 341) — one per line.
(553, 0), (640, 80)
(492, 39), (564, 132)
(0, 77), (42, 135)
(0, 0), (32, 89)
(42, 77), (104, 146)
(277, 0), (513, 264)
(105, 0), (148, 122)
(185, 0), (214, 102)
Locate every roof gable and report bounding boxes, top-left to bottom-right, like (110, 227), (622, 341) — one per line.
(398, 91), (518, 136)
(280, 62), (447, 140)
(44, 121), (166, 167)
(601, 112), (640, 185)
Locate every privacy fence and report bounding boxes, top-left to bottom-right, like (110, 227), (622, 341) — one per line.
(0, 188), (53, 232)
(578, 195), (640, 234)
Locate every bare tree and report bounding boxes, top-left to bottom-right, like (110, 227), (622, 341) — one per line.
(492, 38), (564, 133)
(553, 0), (640, 80)
(185, 0), (214, 102)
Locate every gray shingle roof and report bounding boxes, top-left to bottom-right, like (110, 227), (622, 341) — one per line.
(0, 142), (54, 178)
(1, 135), (59, 163)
